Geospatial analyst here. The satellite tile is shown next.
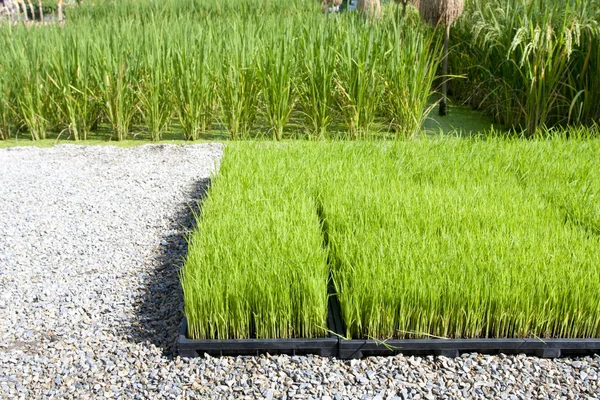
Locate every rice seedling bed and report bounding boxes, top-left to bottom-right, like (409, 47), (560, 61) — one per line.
(179, 144), (335, 356)
(180, 139), (600, 358)
(178, 292), (343, 357)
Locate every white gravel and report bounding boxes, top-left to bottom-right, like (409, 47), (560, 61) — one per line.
(1, 143), (599, 399)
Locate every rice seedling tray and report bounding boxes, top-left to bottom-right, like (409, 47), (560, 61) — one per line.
(178, 294), (343, 358)
(328, 292), (600, 359)
(337, 338), (600, 359)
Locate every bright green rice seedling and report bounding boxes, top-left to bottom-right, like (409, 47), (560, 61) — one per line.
(510, 134), (600, 236)
(181, 143), (329, 339)
(183, 138), (600, 340)
(319, 140), (600, 339)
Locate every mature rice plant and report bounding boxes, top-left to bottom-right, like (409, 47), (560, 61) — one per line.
(0, 73), (12, 140)
(91, 21), (140, 141)
(297, 17), (337, 139)
(0, 0), (444, 140)
(182, 143), (329, 339)
(258, 21), (297, 141)
(218, 21), (261, 139)
(567, 23), (600, 126)
(334, 17), (384, 138)
(5, 28), (51, 140)
(47, 33), (99, 141)
(380, 17), (441, 137)
(137, 20), (173, 142)
(171, 22), (217, 141)
(452, 0), (600, 134)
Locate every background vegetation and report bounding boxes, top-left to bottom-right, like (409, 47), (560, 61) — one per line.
(450, 0), (600, 135)
(2, 0), (598, 142)
(0, 0), (440, 142)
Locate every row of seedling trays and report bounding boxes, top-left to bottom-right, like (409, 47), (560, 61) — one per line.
(179, 286), (600, 359)
(179, 142), (600, 359)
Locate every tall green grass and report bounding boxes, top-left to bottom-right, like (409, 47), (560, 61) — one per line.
(380, 17), (441, 137)
(0, 63), (12, 140)
(297, 18), (338, 139)
(5, 26), (52, 140)
(93, 22), (140, 141)
(334, 19), (383, 138)
(219, 21), (261, 139)
(171, 22), (217, 141)
(137, 19), (173, 142)
(258, 22), (297, 141)
(47, 34), (99, 141)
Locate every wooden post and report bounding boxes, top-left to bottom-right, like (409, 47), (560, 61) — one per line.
(57, 0), (63, 23)
(440, 23), (450, 116)
(18, 0), (28, 21)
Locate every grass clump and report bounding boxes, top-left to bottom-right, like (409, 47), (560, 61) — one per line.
(181, 143), (329, 340)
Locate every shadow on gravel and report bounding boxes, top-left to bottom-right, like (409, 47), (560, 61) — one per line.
(124, 178), (211, 358)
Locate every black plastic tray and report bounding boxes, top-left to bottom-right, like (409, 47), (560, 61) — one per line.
(178, 293), (342, 357)
(337, 337), (600, 359)
(331, 299), (600, 359)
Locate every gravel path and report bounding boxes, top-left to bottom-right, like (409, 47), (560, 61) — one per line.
(1, 144), (599, 399)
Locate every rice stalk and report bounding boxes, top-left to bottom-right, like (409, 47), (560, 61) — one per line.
(171, 22), (217, 141)
(258, 22), (297, 141)
(334, 18), (383, 138)
(218, 20), (261, 139)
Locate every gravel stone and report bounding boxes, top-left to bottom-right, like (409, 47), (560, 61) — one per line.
(1, 144), (600, 399)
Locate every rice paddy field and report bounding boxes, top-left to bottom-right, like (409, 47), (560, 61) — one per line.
(0, 0), (441, 142)
(182, 136), (600, 340)
(1, 0), (598, 142)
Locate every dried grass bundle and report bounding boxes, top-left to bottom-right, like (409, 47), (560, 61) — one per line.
(419, 0), (464, 26)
